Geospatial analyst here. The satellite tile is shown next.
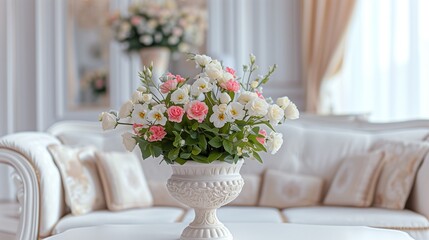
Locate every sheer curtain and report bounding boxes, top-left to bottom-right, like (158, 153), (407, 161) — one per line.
(333, 0), (429, 122)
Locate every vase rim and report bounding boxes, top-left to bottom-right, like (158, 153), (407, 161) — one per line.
(171, 159), (244, 167)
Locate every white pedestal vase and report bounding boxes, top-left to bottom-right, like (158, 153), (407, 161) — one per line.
(167, 160), (244, 240)
(139, 47), (170, 82)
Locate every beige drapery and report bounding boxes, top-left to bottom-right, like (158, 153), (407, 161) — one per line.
(301, 0), (356, 113)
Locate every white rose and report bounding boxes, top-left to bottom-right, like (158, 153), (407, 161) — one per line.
(191, 77), (212, 96)
(250, 81), (259, 89)
(101, 112), (117, 130)
(284, 102), (299, 120)
(237, 91), (258, 105)
(220, 92), (232, 104)
(118, 100), (134, 118)
(137, 86), (147, 92)
(218, 71), (233, 84)
(245, 98), (269, 117)
(131, 91), (144, 103)
(171, 88), (189, 105)
(142, 94), (152, 102)
(266, 132), (283, 154)
(194, 54), (212, 68)
(267, 104), (285, 125)
(276, 96), (291, 110)
(205, 60), (223, 80)
(122, 132), (137, 152)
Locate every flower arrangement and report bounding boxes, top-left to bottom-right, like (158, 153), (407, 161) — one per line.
(100, 54), (299, 164)
(110, 0), (206, 52)
(81, 69), (108, 95)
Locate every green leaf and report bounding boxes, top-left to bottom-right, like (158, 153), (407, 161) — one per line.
(198, 135), (207, 151)
(180, 152), (191, 159)
(140, 144), (152, 159)
(175, 158), (187, 165)
(252, 152), (263, 163)
(223, 155), (234, 163)
(192, 122), (199, 131)
(168, 148), (180, 160)
(190, 130), (198, 139)
(173, 123), (182, 131)
(207, 151), (222, 163)
(223, 140), (234, 154)
(152, 145), (163, 158)
(191, 155), (209, 163)
(192, 145), (202, 155)
(208, 137), (223, 148)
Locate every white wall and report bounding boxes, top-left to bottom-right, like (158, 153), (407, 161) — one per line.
(208, 0), (304, 108)
(0, 0), (36, 200)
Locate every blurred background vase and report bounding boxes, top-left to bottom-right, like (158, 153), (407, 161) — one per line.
(139, 47), (171, 83)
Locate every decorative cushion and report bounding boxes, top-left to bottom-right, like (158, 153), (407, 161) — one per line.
(53, 207), (184, 234)
(371, 140), (429, 209)
(324, 152), (384, 207)
(47, 145), (106, 215)
(95, 152), (153, 211)
(229, 174), (261, 206)
(182, 206), (283, 223)
(259, 170), (323, 208)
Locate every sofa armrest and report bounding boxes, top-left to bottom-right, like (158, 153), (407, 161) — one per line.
(408, 154), (429, 219)
(0, 132), (64, 238)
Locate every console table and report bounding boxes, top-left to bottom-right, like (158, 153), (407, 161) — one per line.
(44, 223), (414, 240)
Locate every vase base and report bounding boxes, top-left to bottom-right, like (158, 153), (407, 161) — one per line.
(180, 224), (233, 240)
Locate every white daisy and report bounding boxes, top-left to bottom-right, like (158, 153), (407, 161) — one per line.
(147, 108), (167, 126)
(171, 88), (189, 105)
(191, 77), (212, 96)
(131, 104), (149, 125)
(209, 105), (231, 128)
(226, 102), (245, 121)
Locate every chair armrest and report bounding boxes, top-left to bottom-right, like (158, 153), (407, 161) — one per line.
(408, 154), (429, 219)
(0, 132), (65, 239)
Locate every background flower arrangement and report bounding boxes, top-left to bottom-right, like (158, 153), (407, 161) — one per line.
(100, 54), (299, 164)
(110, 0), (206, 52)
(81, 69), (108, 96)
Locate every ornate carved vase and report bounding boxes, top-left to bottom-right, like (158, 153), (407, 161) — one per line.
(167, 160), (244, 240)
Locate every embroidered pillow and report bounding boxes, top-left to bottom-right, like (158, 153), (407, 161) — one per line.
(371, 140), (429, 209)
(95, 152), (153, 211)
(229, 174), (261, 206)
(259, 170), (323, 208)
(47, 145), (106, 215)
(324, 152), (384, 207)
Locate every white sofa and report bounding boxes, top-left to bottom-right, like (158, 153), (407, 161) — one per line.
(1, 118), (429, 240)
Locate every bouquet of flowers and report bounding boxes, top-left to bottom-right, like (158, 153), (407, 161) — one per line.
(110, 0), (206, 52)
(100, 54), (299, 164)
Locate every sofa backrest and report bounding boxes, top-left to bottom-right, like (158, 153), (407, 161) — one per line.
(47, 119), (429, 216)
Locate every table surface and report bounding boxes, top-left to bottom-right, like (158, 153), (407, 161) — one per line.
(44, 223), (414, 240)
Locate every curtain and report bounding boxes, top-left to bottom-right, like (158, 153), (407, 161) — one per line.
(335, 0), (429, 121)
(301, 0), (356, 112)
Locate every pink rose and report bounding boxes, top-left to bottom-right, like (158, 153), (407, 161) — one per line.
(256, 90), (264, 99)
(256, 129), (267, 145)
(133, 123), (144, 135)
(167, 106), (185, 123)
(175, 75), (186, 83)
(226, 67), (236, 78)
(186, 101), (208, 123)
(148, 125), (167, 142)
(130, 16), (142, 26)
(160, 79), (178, 94)
(220, 79), (240, 93)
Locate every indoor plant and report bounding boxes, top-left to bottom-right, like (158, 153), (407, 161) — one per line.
(99, 53), (299, 240)
(110, 0), (206, 80)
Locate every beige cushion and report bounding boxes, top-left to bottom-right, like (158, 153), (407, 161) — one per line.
(96, 152), (153, 211)
(282, 206), (429, 229)
(53, 207), (184, 234)
(229, 174), (261, 206)
(259, 170), (323, 208)
(0, 217), (19, 234)
(182, 206), (283, 223)
(324, 152), (384, 207)
(148, 181), (187, 208)
(0, 133), (64, 237)
(47, 145), (106, 215)
(371, 141), (429, 209)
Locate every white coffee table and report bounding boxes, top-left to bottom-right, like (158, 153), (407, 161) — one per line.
(44, 223), (414, 240)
